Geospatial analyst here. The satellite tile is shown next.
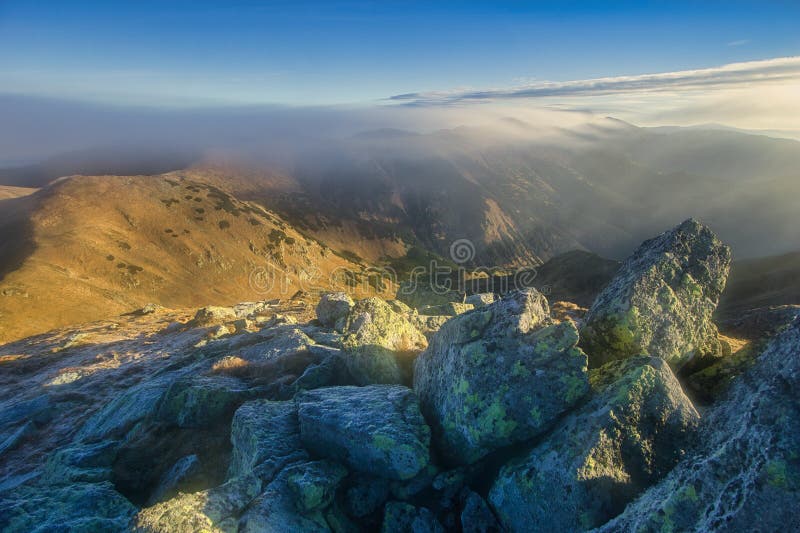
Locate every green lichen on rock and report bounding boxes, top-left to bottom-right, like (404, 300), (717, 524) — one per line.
(489, 356), (699, 532)
(285, 460), (348, 513)
(596, 320), (800, 533)
(414, 289), (589, 465)
(342, 297), (428, 353)
(580, 219), (731, 371)
(297, 385), (431, 480)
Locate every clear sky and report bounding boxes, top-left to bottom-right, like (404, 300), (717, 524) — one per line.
(1, 0), (799, 106)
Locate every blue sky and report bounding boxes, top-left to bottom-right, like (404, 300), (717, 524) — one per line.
(1, 1), (799, 106)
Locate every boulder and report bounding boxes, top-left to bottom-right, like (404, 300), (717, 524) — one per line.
(0, 482), (136, 533)
(228, 400), (308, 482)
(580, 219), (731, 370)
(157, 375), (253, 429)
(343, 298), (427, 353)
(596, 320), (800, 532)
(239, 469), (330, 533)
(343, 473), (391, 518)
(488, 356), (699, 532)
(414, 289), (590, 465)
(419, 302), (474, 317)
(134, 475), (261, 533)
(297, 385), (431, 480)
(285, 460), (348, 513)
(147, 454), (203, 505)
(342, 345), (407, 385)
(381, 501), (444, 533)
(191, 306), (237, 327)
(408, 314), (450, 339)
(465, 293), (496, 308)
(316, 292), (354, 330)
(236, 326), (317, 362)
(460, 490), (501, 533)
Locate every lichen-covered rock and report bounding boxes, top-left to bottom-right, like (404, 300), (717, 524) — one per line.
(414, 289), (590, 465)
(134, 475), (261, 533)
(596, 320), (800, 533)
(297, 385), (431, 480)
(342, 344), (407, 385)
(42, 440), (118, 484)
(580, 219), (731, 370)
(285, 460), (348, 513)
(316, 292), (354, 330)
(465, 293), (496, 308)
(239, 468), (331, 533)
(419, 302), (474, 317)
(157, 375), (254, 429)
(228, 400), (308, 482)
(0, 482), (137, 533)
(381, 501), (445, 533)
(488, 356), (699, 532)
(408, 314), (450, 340)
(191, 306), (237, 326)
(460, 490), (501, 533)
(343, 298), (428, 353)
(236, 326), (317, 362)
(343, 473), (391, 518)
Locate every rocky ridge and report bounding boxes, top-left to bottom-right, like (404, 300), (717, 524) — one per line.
(0, 219), (797, 532)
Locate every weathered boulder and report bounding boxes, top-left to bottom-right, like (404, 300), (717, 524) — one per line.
(316, 292), (354, 330)
(343, 473), (391, 519)
(0, 482), (137, 533)
(460, 490), (501, 533)
(147, 454), (203, 505)
(297, 385), (431, 480)
(236, 326), (317, 362)
(343, 298), (427, 353)
(381, 501), (444, 533)
(228, 400), (308, 482)
(285, 460), (348, 513)
(191, 306), (237, 327)
(419, 302), (474, 317)
(342, 344), (407, 385)
(465, 292), (496, 308)
(488, 356), (699, 532)
(134, 475), (261, 533)
(157, 375), (254, 429)
(596, 319), (800, 533)
(580, 219), (731, 370)
(408, 314), (450, 340)
(239, 468), (330, 533)
(414, 289), (590, 465)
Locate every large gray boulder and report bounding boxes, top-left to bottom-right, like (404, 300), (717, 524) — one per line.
(157, 375), (254, 429)
(297, 385), (431, 481)
(489, 356), (699, 532)
(414, 289), (590, 465)
(228, 400), (308, 482)
(340, 298), (429, 385)
(315, 292), (354, 330)
(596, 319), (800, 532)
(580, 219), (731, 370)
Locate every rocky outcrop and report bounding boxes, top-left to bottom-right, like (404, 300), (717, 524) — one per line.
(580, 219), (731, 370)
(297, 385), (431, 481)
(343, 297), (427, 353)
(315, 292), (354, 330)
(419, 302), (474, 317)
(596, 319), (800, 532)
(228, 400), (308, 482)
(414, 289), (590, 465)
(465, 293), (496, 308)
(489, 356), (699, 532)
(381, 501), (445, 533)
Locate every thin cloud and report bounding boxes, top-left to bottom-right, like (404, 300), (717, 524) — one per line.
(389, 56), (800, 105)
(727, 39), (751, 47)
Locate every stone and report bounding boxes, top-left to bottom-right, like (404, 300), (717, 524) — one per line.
(414, 289), (589, 465)
(419, 302), (474, 317)
(343, 298), (427, 353)
(239, 469), (330, 533)
(342, 344), (407, 385)
(0, 482), (136, 533)
(285, 460), (348, 513)
(343, 473), (391, 518)
(465, 293), (496, 308)
(580, 219), (731, 370)
(134, 475), (261, 533)
(228, 400), (308, 482)
(460, 490), (501, 533)
(596, 319), (800, 533)
(408, 314), (450, 340)
(191, 306), (237, 326)
(157, 375), (253, 429)
(297, 385), (431, 481)
(488, 356), (699, 532)
(316, 292), (355, 330)
(380, 501), (444, 533)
